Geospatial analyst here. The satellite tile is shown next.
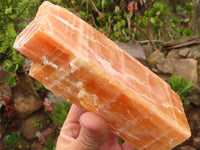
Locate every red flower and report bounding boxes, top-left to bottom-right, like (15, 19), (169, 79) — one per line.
(128, 4), (134, 12)
(3, 98), (10, 105)
(8, 110), (14, 116)
(140, 0), (144, 6)
(98, 12), (104, 18)
(43, 98), (53, 111)
(5, 105), (10, 111)
(134, 3), (138, 10)
(9, 105), (14, 110)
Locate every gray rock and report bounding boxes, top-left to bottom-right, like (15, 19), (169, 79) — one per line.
(116, 42), (146, 62)
(31, 140), (44, 150)
(188, 88), (200, 106)
(180, 145), (196, 150)
(20, 113), (48, 140)
(187, 45), (200, 59)
(147, 50), (165, 71)
(157, 74), (172, 82)
(193, 136), (200, 148)
(157, 58), (198, 84)
(19, 137), (30, 150)
(178, 48), (190, 57)
(0, 85), (12, 100)
(142, 43), (153, 58)
(172, 59), (198, 84)
(187, 106), (200, 132)
(167, 49), (180, 59)
(156, 59), (174, 74)
(14, 94), (43, 119)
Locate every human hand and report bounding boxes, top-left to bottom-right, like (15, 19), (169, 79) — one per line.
(56, 104), (137, 150)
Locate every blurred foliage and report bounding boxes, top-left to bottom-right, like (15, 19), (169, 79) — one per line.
(0, 0), (40, 86)
(168, 75), (195, 105)
(0, 0), (195, 82)
(4, 131), (21, 150)
(43, 140), (56, 150)
(49, 101), (71, 127)
(136, 2), (194, 50)
(34, 119), (44, 130)
(34, 80), (45, 91)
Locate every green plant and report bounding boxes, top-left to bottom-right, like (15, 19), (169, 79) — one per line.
(4, 131), (21, 150)
(185, 2), (194, 12)
(34, 119), (44, 130)
(3, 55), (24, 86)
(118, 136), (125, 145)
(136, 2), (194, 50)
(49, 101), (71, 126)
(34, 80), (45, 91)
(168, 75), (195, 105)
(0, 0), (40, 86)
(43, 140), (56, 150)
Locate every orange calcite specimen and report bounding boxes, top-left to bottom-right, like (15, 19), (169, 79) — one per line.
(14, 2), (191, 149)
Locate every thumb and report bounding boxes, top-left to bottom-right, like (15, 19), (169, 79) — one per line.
(72, 112), (108, 150)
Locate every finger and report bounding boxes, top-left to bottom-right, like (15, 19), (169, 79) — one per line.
(65, 104), (85, 124)
(99, 132), (121, 150)
(56, 105), (84, 150)
(122, 142), (138, 150)
(61, 104), (84, 138)
(71, 112), (108, 150)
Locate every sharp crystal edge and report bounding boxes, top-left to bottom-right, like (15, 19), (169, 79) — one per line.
(13, 1), (191, 150)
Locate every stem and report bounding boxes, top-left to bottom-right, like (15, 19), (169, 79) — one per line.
(86, 0), (89, 19)
(136, 40), (163, 44)
(127, 14), (131, 38)
(147, 29), (158, 51)
(91, 14), (98, 28)
(89, 0), (100, 14)
(107, 16), (112, 36)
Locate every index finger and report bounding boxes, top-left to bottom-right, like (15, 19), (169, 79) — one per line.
(65, 104), (85, 125)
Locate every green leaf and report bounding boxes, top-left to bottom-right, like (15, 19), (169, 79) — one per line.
(12, 54), (25, 65)
(185, 2), (194, 11)
(9, 14), (17, 19)
(81, 0), (86, 6)
(46, 140), (54, 148)
(78, 11), (86, 19)
(14, 64), (19, 73)
(168, 75), (195, 105)
(119, 20), (126, 28)
(179, 82), (195, 96)
(6, 74), (17, 87)
(118, 136), (125, 145)
(34, 80), (44, 91)
(102, 0), (105, 10)
(5, 8), (12, 14)
(150, 17), (156, 24)
(4, 131), (20, 146)
(3, 60), (15, 72)
(122, 36), (130, 42)
(49, 102), (71, 126)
